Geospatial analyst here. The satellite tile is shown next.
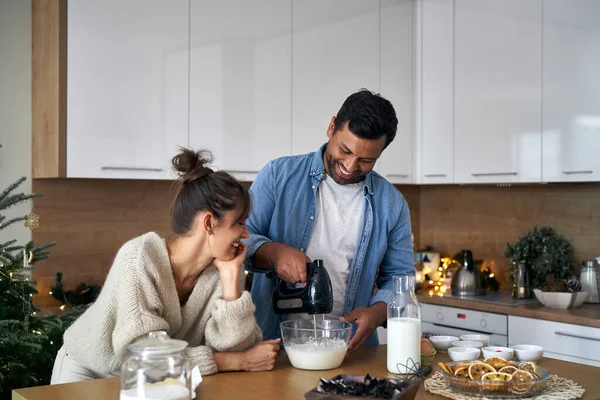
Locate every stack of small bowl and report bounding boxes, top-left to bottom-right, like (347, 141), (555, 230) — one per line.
(428, 335), (543, 363)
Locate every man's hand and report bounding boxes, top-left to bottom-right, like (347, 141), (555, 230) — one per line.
(255, 242), (311, 283)
(274, 245), (311, 284)
(339, 302), (387, 354)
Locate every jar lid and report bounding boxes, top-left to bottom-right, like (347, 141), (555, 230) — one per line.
(582, 260), (596, 268)
(127, 331), (188, 356)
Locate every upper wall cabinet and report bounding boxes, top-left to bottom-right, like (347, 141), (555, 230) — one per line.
(189, 0), (292, 181)
(66, 0), (189, 179)
(415, 0), (454, 184)
(454, 0), (543, 184)
(291, 0), (379, 156)
(376, 0), (415, 184)
(542, 0), (600, 182)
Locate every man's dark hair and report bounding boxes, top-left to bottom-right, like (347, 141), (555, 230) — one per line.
(333, 88), (398, 149)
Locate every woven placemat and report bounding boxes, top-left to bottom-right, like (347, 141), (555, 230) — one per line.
(424, 372), (585, 400)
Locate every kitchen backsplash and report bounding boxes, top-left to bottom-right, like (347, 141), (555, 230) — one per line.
(32, 179), (599, 306)
(404, 183), (600, 285)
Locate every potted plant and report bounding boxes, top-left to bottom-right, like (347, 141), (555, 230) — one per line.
(505, 226), (586, 308)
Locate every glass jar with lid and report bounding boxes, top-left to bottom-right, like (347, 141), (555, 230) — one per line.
(120, 331), (192, 400)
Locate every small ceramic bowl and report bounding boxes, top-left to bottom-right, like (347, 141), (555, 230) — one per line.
(448, 346), (481, 362)
(452, 340), (484, 349)
(482, 346), (514, 360)
(511, 344), (544, 362)
(460, 334), (491, 347)
(429, 335), (460, 352)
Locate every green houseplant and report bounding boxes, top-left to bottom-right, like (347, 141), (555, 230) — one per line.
(505, 226), (576, 291)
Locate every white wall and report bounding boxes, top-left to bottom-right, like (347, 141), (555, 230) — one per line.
(0, 0), (32, 246)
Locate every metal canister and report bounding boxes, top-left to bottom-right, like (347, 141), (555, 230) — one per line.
(580, 261), (600, 303)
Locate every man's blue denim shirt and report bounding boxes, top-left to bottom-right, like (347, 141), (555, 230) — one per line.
(244, 144), (415, 347)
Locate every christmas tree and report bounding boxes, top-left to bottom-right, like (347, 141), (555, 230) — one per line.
(0, 177), (81, 399)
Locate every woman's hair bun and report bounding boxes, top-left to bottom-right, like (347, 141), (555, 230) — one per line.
(172, 148), (214, 184)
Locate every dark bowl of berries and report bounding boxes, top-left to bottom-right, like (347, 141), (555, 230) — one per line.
(304, 374), (420, 400)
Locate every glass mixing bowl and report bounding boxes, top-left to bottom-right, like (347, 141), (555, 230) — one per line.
(280, 318), (353, 371)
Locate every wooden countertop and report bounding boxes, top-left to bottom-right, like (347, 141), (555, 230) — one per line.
(417, 293), (600, 328)
(13, 345), (600, 400)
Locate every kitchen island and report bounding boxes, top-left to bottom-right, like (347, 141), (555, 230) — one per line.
(13, 345), (600, 399)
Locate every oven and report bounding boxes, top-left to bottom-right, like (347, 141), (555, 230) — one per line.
(421, 303), (508, 347)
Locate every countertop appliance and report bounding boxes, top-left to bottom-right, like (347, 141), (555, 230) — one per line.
(451, 250), (488, 297)
(421, 302), (508, 346)
(580, 260), (600, 303)
(419, 292), (540, 347)
(271, 259), (334, 315)
(514, 261), (533, 299)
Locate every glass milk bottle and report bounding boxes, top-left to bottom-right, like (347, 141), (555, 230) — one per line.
(387, 275), (422, 374)
(120, 331), (192, 400)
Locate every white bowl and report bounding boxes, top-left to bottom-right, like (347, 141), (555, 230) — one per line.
(429, 336), (460, 352)
(482, 346), (514, 360)
(533, 289), (588, 309)
(460, 334), (491, 347)
(511, 344), (544, 362)
(452, 340), (484, 349)
(448, 347), (481, 362)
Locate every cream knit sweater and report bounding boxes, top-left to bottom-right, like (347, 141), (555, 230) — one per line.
(62, 232), (262, 377)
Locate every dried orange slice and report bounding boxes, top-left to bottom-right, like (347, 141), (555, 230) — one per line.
(468, 362), (496, 380)
(512, 370), (535, 381)
(520, 362), (537, 375)
(483, 356), (511, 369)
(454, 367), (469, 378)
(481, 372), (513, 382)
(437, 362), (453, 375)
(498, 365), (518, 374)
(451, 361), (480, 373)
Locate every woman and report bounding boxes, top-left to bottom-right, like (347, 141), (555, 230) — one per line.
(51, 148), (279, 384)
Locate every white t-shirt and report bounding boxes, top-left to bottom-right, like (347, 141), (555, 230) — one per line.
(304, 175), (364, 317)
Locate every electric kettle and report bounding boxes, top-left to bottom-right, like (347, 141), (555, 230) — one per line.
(450, 250), (488, 297)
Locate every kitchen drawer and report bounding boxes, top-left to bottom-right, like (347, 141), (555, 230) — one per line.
(421, 303), (508, 335)
(509, 316), (600, 366)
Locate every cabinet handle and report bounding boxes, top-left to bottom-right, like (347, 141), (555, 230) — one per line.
(562, 170), (593, 175)
(471, 172), (517, 177)
(424, 174), (447, 178)
(554, 331), (600, 342)
(386, 174), (410, 178)
(101, 166), (164, 172)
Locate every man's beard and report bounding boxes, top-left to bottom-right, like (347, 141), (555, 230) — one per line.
(325, 152), (365, 185)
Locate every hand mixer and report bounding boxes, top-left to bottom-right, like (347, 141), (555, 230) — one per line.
(270, 259), (333, 315)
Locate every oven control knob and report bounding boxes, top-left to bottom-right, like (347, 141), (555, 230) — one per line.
(437, 312), (443, 321)
(480, 319), (487, 328)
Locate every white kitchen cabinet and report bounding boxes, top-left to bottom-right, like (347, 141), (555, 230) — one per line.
(509, 316), (600, 367)
(454, 0), (543, 184)
(189, 0), (292, 181)
(542, 0), (600, 182)
(67, 0), (189, 179)
(376, 0), (415, 184)
(292, 0), (379, 156)
(415, 0), (454, 184)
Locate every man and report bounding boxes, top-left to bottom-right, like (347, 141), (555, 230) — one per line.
(244, 89), (415, 353)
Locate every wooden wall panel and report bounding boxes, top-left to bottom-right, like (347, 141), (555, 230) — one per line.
(32, 0), (66, 178)
(31, 178), (600, 305)
(32, 179), (174, 305)
(418, 183), (600, 284)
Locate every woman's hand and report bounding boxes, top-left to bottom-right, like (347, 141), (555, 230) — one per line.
(241, 339), (280, 371)
(213, 242), (247, 300)
(213, 242), (247, 277)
